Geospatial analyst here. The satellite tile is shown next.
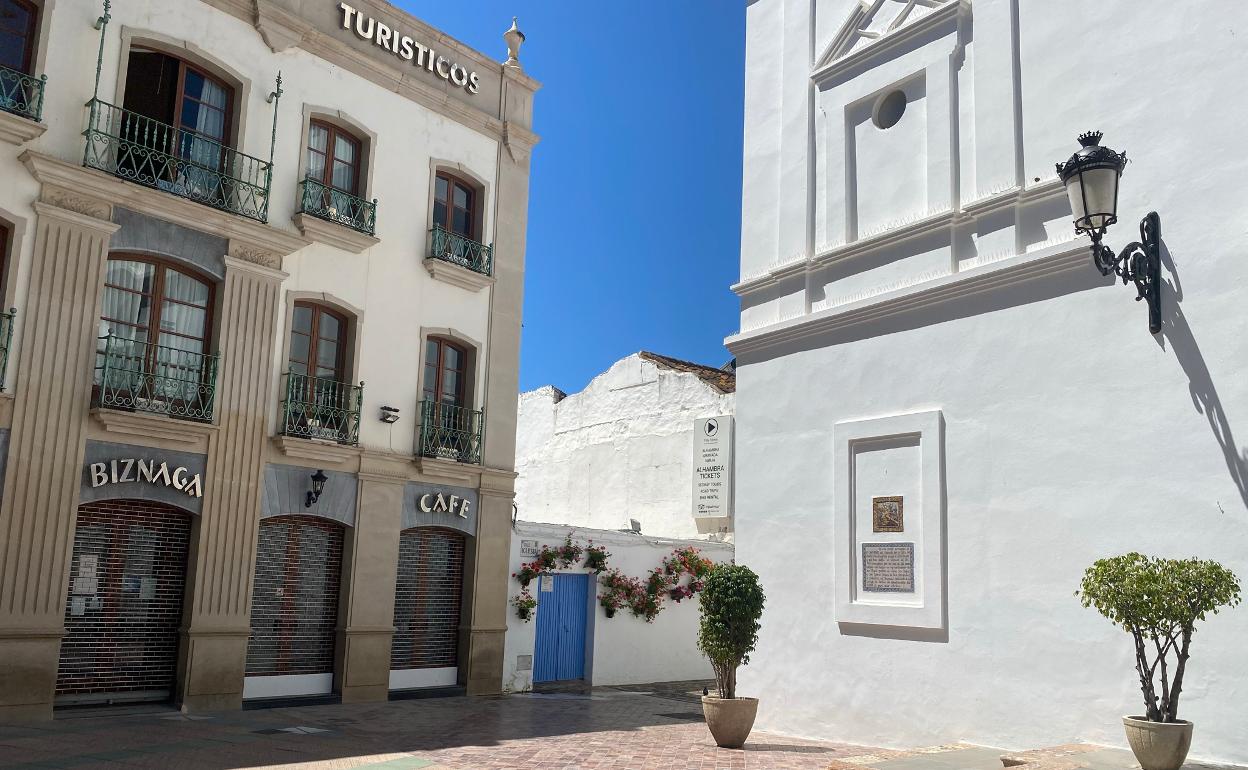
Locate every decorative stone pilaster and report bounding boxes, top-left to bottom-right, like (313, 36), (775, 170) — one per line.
(335, 453), (406, 703)
(0, 197), (118, 721)
(462, 483), (514, 695)
(175, 255), (286, 712)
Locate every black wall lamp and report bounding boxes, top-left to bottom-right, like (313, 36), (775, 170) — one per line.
(1056, 131), (1162, 334)
(306, 469), (328, 508)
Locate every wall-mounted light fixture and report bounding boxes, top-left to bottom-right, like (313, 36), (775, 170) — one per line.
(1056, 131), (1162, 334)
(380, 406), (400, 424)
(305, 469), (328, 508)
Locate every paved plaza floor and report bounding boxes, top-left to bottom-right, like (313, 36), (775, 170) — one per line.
(0, 683), (1240, 770)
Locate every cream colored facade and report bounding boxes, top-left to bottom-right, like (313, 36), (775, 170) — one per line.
(0, 0), (537, 719)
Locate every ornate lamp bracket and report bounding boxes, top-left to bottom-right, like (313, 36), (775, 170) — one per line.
(1089, 212), (1162, 334)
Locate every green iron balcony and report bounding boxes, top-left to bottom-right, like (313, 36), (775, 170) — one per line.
(298, 178), (377, 236)
(418, 400), (483, 465)
(0, 308), (15, 391)
(429, 224), (493, 277)
(83, 99), (272, 222)
(280, 372), (362, 446)
(0, 64), (46, 122)
(94, 335), (219, 423)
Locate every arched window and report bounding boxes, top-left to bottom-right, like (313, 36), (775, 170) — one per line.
(123, 49), (233, 171)
(423, 336), (467, 408)
(0, 0), (38, 75)
(100, 256), (213, 359)
(307, 120), (362, 196)
(289, 302), (347, 382)
(433, 171), (477, 239)
(96, 256), (215, 418)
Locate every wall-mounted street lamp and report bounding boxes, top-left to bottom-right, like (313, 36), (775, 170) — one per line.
(1056, 131), (1162, 334)
(305, 469), (328, 508)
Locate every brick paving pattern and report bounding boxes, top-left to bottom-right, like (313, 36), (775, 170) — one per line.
(0, 685), (869, 770)
(1, 685), (1242, 770)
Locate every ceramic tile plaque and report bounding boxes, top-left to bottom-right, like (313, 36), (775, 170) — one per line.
(862, 542), (915, 593)
(872, 495), (904, 532)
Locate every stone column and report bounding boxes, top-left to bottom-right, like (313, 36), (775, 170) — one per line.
(335, 457), (405, 703)
(463, 64), (538, 695)
(0, 196), (118, 721)
(175, 253), (285, 712)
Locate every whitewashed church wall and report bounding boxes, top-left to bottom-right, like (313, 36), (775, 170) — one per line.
(732, 0), (1248, 763)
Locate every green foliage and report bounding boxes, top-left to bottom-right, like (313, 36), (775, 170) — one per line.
(1077, 553), (1241, 722)
(697, 564), (765, 699)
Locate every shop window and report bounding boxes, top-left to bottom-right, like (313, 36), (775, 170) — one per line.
(96, 256), (216, 420)
(433, 171), (478, 240)
(0, 0), (38, 74)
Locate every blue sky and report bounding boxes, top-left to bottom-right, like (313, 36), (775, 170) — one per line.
(396, 2), (746, 394)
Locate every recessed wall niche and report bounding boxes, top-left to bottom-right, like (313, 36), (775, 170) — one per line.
(849, 76), (928, 238)
(833, 410), (945, 629)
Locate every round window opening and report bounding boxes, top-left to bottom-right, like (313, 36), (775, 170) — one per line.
(873, 90), (907, 130)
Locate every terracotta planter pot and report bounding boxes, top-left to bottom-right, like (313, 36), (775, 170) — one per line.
(701, 696), (759, 749)
(1123, 716), (1193, 770)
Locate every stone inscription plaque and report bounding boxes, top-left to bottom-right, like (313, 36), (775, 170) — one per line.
(872, 495), (904, 532)
(862, 542), (915, 593)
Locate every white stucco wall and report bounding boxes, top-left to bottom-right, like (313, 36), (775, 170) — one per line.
(515, 354), (735, 540)
(733, 0), (1248, 764)
(501, 521), (735, 692)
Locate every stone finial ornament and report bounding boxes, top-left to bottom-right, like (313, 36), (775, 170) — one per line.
(504, 17), (525, 67)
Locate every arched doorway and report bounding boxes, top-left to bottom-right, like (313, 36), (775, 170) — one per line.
(390, 527), (466, 690)
(244, 515), (344, 699)
(56, 500), (193, 705)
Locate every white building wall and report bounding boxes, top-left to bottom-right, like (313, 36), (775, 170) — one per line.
(0, 0), (503, 451)
(732, 0), (1248, 764)
(515, 354), (734, 540)
(501, 522), (735, 692)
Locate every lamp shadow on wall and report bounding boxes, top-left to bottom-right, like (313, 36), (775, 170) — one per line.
(1154, 241), (1248, 514)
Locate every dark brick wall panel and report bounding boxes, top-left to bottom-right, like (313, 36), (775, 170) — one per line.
(56, 500), (192, 699)
(391, 528), (464, 670)
(245, 515), (343, 677)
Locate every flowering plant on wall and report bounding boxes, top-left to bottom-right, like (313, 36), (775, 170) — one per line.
(593, 547), (717, 622)
(597, 569), (642, 618)
(509, 533), (614, 619)
(511, 589), (537, 622)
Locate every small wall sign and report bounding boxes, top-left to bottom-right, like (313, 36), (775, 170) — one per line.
(520, 539), (539, 557)
(872, 495), (904, 533)
(418, 491), (472, 519)
(88, 458), (204, 498)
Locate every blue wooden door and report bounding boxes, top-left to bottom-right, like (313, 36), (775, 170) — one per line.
(533, 573), (588, 682)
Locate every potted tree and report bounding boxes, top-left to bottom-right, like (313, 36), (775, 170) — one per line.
(1078, 553), (1240, 770)
(697, 564), (765, 749)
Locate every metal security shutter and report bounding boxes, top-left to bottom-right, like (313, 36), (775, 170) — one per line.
(391, 529), (465, 672)
(245, 516), (343, 678)
(56, 501), (192, 704)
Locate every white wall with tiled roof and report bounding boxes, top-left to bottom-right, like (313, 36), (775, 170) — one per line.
(516, 353), (735, 540)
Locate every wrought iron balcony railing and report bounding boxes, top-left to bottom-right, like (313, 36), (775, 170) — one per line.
(418, 400), (483, 465)
(0, 64), (46, 122)
(0, 308), (15, 391)
(83, 99), (272, 222)
(280, 372), (362, 446)
(429, 224), (493, 277)
(94, 335), (219, 422)
(298, 178), (377, 236)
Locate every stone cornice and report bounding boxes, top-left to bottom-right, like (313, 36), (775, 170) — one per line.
(272, 435), (363, 466)
(812, 0), (964, 85)
(293, 213), (380, 254)
(197, 0), (542, 144)
(732, 179), (1066, 297)
(20, 151), (311, 259)
(423, 258), (495, 292)
(726, 239), (1088, 356)
(91, 409), (218, 448)
(0, 111), (47, 146)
